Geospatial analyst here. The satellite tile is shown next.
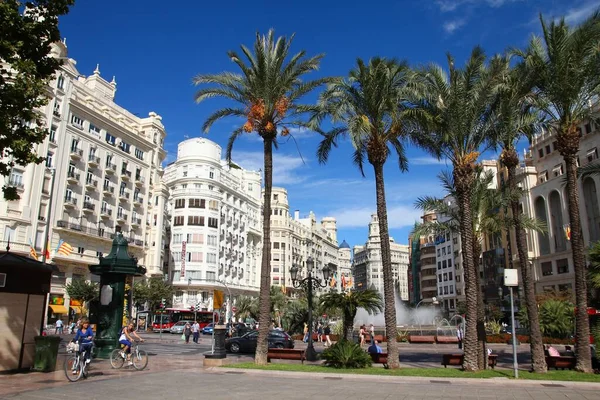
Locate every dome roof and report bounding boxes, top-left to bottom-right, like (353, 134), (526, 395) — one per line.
(339, 240), (350, 249)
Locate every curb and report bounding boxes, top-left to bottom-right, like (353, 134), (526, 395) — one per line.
(210, 367), (600, 389)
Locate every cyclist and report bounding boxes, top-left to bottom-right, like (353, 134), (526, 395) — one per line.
(72, 319), (94, 367)
(119, 322), (144, 366)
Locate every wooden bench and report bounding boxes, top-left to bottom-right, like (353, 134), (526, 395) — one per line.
(370, 352), (389, 368)
(409, 335), (436, 344)
(546, 355), (576, 370)
(436, 336), (459, 344)
(441, 354), (498, 369)
(267, 348), (305, 364)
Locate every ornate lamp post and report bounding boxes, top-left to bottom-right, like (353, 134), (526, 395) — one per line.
(290, 257), (331, 362)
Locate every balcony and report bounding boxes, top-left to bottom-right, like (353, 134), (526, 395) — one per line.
(227, 218), (232, 227)
(131, 217), (142, 227)
(116, 212), (128, 223)
(8, 178), (24, 191)
(103, 184), (114, 196)
(121, 169), (131, 181)
(82, 201), (95, 213)
(64, 196), (77, 208)
(70, 148), (83, 159)
(48, 135), (57, 147)
(67, 171), (80, 184)
(100, 207), (112, 218)
(53, 110), (61, 118)
(134, 175), (145, 187)
(133, 239), (144, 247)
(119, 190), (130, 201)
(134, 196), (143, 206)
(87, 155), (100, 167)
(85, 178), (97, 190)
(105, 163), (116, 174)
(55, 220), (137, 242)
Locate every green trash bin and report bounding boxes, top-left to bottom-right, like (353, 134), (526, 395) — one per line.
(33, 335), (61, 372)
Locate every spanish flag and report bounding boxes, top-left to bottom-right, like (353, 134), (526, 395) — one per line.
(28, 240), (38, 261)
(56, 240), (73, 256)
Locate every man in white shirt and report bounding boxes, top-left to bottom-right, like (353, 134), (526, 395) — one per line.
(55, 319), (64, 335)
(192, 321), (200, 343)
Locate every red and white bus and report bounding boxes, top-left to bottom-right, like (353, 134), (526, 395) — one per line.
(152, 308), (219, 332)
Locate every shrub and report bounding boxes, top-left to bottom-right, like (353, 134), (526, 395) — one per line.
(321, 340), (372, 369)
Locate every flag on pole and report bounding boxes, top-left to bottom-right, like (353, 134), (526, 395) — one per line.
(56, 239), (73, 256)
(28, 240), (38, 261)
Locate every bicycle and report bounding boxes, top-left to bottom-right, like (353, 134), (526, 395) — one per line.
(64, 342), (92, 382)
(110, 340), (148, 370)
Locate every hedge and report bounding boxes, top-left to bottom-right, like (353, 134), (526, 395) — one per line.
(486, 334), (574, 345)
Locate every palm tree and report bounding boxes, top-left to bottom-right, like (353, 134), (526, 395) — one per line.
(235, 295), (259, 321)
(407, 47), (502, 371)
(492, 59), (547, 372)
(514, 12), (600, 372)
(312, 58), (411, 368)
(193, 30), (329, 365)
(320, 289), (383, 341)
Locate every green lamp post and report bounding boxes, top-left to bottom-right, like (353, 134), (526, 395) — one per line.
(89, 226), (146, 358)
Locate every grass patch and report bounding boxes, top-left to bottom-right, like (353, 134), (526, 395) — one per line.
(226, 363), (600, 382)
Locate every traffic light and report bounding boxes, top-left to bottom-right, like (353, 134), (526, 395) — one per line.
(190, 306), (195, 312)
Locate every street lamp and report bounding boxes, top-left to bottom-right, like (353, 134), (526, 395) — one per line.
(290, 257), (331, 361)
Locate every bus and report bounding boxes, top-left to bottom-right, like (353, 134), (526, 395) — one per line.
(152, 308), (218, 332)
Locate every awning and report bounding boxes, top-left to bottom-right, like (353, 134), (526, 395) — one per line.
(49, 305), (68, 314)
(70, 306), (82, 314)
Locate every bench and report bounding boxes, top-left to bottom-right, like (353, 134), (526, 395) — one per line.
(409, 335), (436, 344)
(436, 336), (459, 344)
(546, 355), (576, 370)
(370, 352), (389, 368)
(441, 354), (498, 369)
(267, 348), (306, 364)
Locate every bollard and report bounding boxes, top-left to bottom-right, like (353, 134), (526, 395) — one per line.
(206, 324), (226, 359)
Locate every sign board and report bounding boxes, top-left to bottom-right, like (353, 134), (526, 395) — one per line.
(181, 241), (187, 278)
(213, 290), (224, 310)
(504, 268), (519, 287)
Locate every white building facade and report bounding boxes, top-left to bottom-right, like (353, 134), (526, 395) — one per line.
(163, 138), (262, 309)
(0, 41), (169, 323)
(353, 214), (409, 300)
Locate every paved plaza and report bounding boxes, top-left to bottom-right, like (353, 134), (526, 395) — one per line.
(2, 368), (600, 400)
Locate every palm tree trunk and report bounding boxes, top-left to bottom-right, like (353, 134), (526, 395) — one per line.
(254, 138), (273, 365)
(472, 239), (487, 370)
(454, 166), (479, 371)
(564, 153), (592, 372)
(344, 311), (354, 341)
(506, 157), (547, 373)
(373, 162), (399, 369)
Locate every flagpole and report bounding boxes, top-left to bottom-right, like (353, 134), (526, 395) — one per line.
(41, 168), (57, 331)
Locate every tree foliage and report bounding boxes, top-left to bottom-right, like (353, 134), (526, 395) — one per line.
(321, 340), (373, 369)
(320, 289), (383, 341)
(0, 0), (74, 200)
(132, 277), (173, 311)
(517, 299), (575, 339)
(65, 279), (98, 303)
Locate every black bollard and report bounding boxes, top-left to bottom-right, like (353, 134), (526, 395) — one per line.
(206, 324), (227, 359)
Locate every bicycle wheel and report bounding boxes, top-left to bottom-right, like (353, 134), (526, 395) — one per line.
(132, 349), (148, 370)
(64, 356), (82, 382)
(110, 348), (125, 369)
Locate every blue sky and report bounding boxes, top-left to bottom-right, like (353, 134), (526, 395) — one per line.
(57, 0), (600, 249)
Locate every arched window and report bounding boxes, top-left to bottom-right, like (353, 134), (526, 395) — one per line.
(583, 177), (600, 243)
(534, 196), (551, 255)
(549, 191), (566, 252)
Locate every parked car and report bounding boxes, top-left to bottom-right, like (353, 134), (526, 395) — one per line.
(202, 323), (214, 335)
(170, 321), (188, 334)
(225, 330), (294, 353)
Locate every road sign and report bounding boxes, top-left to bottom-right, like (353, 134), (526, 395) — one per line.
(213, 290), (224, 310)
(232, 306), (237, 313)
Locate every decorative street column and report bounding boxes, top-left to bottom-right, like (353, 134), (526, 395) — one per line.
(89, 226), (146, 358)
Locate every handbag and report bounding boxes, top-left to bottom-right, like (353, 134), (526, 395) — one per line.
(181, 333), (186, 341)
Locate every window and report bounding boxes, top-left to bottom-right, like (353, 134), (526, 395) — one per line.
(105, 132), (116, 145)
(248, 183), (253, 191)
(209, 168), (214, 179)
(71, 114), (84, 129)
(449, 272), (453, 280)
(438, 275), (442, 283)
(557, 258), (569, 274)
(49, 125), (57, 143)
(9, 171), (23, 188)
(442, 260), (447, 269)
(77, 247), (84, 254)
(443, 273), (448, 281)
(448, 258), (452, 269)
(587, 148), (598, 163)
(206, 271), (216, 281)
(273, 242), (280, 249)
(545, 145), (551, 155)
(552, 164), (564, 177)
(456, 275), (461, 283)
(173, 216), (185, 226)
(541, 261), (553, 276)
(585, 123), (592, 134)
(538, 170), (548, 184)
(175, 199), (186, 209)
(172, 233), (183, 244)
(207, 235), (217, 246)
(89, 124), (101, 135)
(187, 252), (203, 262)
(57, 75), (65, 90)
(206, 253), (217, 264)
(449, 286), (454, 294)
(538, 148), (544, 158)
(558, 283), (572, 293)
(187, 215), (205, 226)
(186, 233), (204, 244)
(437, 261), (441, 270)
(208, 217), (218, 228)
(119, 140), (131, 153)
(189, 198), (205, 208)
(71, 138), (79, 151)
(135, 148), (144, 160)
(553, 141), (558, 151)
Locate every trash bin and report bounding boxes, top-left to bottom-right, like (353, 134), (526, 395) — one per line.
(33, 335), (61, 372)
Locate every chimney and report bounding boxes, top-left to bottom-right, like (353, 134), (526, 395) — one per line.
(294, 210), (300, 220)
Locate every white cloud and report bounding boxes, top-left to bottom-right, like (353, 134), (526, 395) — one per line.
(436, 0), (520, 12)
(231, 151), (309, 185)
(411, 156), (449, 166)
(564, 1), (600, 24)
(443, 18), (466, 33)
(330, 204), (422, 229)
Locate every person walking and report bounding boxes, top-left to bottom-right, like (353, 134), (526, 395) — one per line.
(359, 325), (366, 347)
(183, 322), (192, 344)
(323, 324), (332, 347)
(54, 319), (64, 335)
(456, 324), (463, 349)
(369, 323), (375, 343)
(192, 320), (200, 343)
(69, 320), (76, 334)
(303, 323), (309, 343)
(317, 323), (323, 344)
